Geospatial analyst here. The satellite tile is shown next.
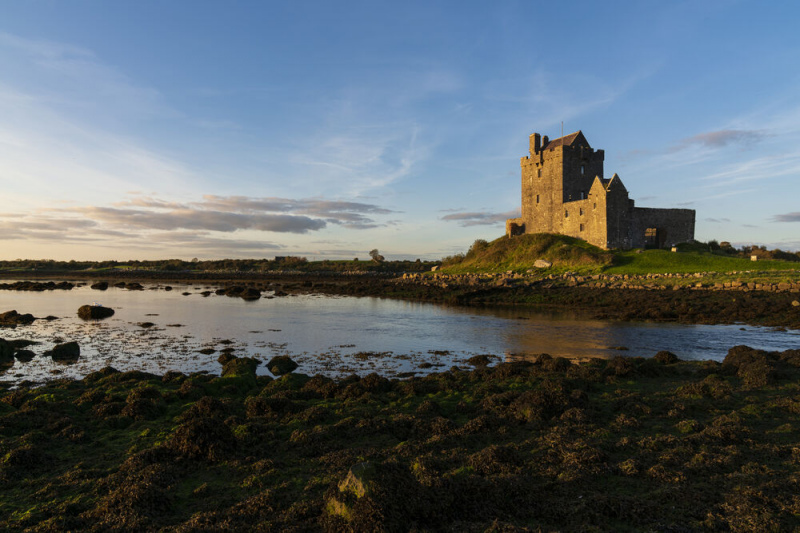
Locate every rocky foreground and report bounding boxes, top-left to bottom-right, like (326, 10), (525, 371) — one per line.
(2, 348), (800, 531)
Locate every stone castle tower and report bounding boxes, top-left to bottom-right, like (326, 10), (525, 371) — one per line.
(506, 130), (695, 249)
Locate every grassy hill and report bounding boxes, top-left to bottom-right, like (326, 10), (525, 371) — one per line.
(440, 234), (800, 275)
(440, 234), (614, 273)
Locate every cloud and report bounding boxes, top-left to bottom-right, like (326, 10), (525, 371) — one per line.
(0, 193), (394, 245)
(78, 206), (327, 234)
(441, 209), (520, 227)
(670, 129), (765, 152)
(773, 212), (800, 223)
(705, 218), (731, 223)
(106, 194), (396, 231)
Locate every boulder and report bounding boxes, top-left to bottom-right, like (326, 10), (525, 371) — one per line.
(534, 259), (553, 268)
(267, 355), (298, 376)
(78, 305), (115, 320)
(653, 351), (680, 364)
(14, 350), (35, 363)
(0, 339), (13, 365)
(48, 341), (80, 363)
(239, 287), (261, 300)
(90, 281), (109, 290)
(0, 310), (35, 327)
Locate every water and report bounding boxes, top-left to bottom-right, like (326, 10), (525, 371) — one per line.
(1, 282), (798, 384)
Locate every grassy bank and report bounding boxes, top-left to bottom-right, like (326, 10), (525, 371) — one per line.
(440, 234), (800, 278)
(3, 349), (800, 531)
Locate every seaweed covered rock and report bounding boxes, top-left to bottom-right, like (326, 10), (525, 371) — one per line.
(78, 305), (115, 320)
(47, 341), (80, 363)
(325, 461), (433, 530)
(221, 356), (260, 378)
(168, 416), (236, 462)
(219, 286), (261, 300)
(653, 351), (680, 364)
(723, 345), (778, 389)
(90, 281), (109, 290)
(267, 355), (298, 376)
(0, 310), (35, 327)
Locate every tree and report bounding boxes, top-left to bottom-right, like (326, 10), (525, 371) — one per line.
(369, 249), (385, 263)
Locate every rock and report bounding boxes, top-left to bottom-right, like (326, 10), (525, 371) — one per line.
(90, 281), (109, 290)
(48, 341), (80, 363)
(338, 462), (376, 498)
(534, 259), (552, 268)
(239, 287), (261, 300)
(0, 339), (13, 365)
(0, 310), (35, 327)
(126, 282), (144, 291)
(466, 354), (491, 367)
(267, 355), (298, 376)
(793, 300), (800, 307)
(431, 265), (439, 272)
(220, 286), (261, 300)
(653, 351), (679, 364)
(77, 305), (115, 320)
(14, 350), (35, 363)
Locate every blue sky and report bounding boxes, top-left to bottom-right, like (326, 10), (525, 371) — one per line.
(1, 0), (799, 260)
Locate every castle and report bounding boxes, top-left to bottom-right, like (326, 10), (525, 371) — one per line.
(506, 130), (695, 249)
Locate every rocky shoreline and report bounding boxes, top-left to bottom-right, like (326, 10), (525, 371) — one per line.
(2, 348), (800, 531)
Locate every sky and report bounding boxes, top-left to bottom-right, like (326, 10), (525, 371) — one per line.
(1, 0), (800, 261)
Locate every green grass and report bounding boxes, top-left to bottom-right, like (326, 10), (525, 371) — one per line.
(606, 249), (800, 275)
(441, 233), (614, 274)
(440, 233), (800, 277)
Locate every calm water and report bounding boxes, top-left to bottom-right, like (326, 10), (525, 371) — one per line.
(1, 282), (798, 384)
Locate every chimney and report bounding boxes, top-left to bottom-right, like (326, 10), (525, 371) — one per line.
(542, 135), (549, 148)
(530, 133), (541, 155)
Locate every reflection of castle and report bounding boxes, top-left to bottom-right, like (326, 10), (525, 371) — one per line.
(506, 131), (695, 249)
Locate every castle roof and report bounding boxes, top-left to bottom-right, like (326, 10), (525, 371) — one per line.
(542, 130), (588, 150)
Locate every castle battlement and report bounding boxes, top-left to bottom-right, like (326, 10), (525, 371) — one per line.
(507, 130), (695, 249)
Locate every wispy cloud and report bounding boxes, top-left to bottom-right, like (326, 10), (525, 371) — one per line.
(670, 129), (765, 152)
(773, 212), (800, 223)
(441, 209), (520, 227)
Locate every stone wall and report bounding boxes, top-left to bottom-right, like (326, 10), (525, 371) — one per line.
(629, 208), (696, 248)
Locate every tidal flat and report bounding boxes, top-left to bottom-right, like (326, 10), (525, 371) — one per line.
(2, 348), (800, 531)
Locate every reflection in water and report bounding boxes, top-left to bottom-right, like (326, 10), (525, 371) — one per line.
(0, 282), (798, 384)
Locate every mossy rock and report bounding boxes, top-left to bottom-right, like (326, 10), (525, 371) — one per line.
(267, 355), (298, 376)
(221, 356), (259, 378)
(653, 351), (680, 364)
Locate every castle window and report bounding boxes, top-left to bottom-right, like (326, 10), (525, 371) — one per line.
(580, 224), (584, 232)
(580, 165), (585, 175)
(536, 194), (540, 204)
(565, 210), (569, 218)
(579, 208), (584, 216)
(537, 168), (542, 178)
(593, 202), (597, 209)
